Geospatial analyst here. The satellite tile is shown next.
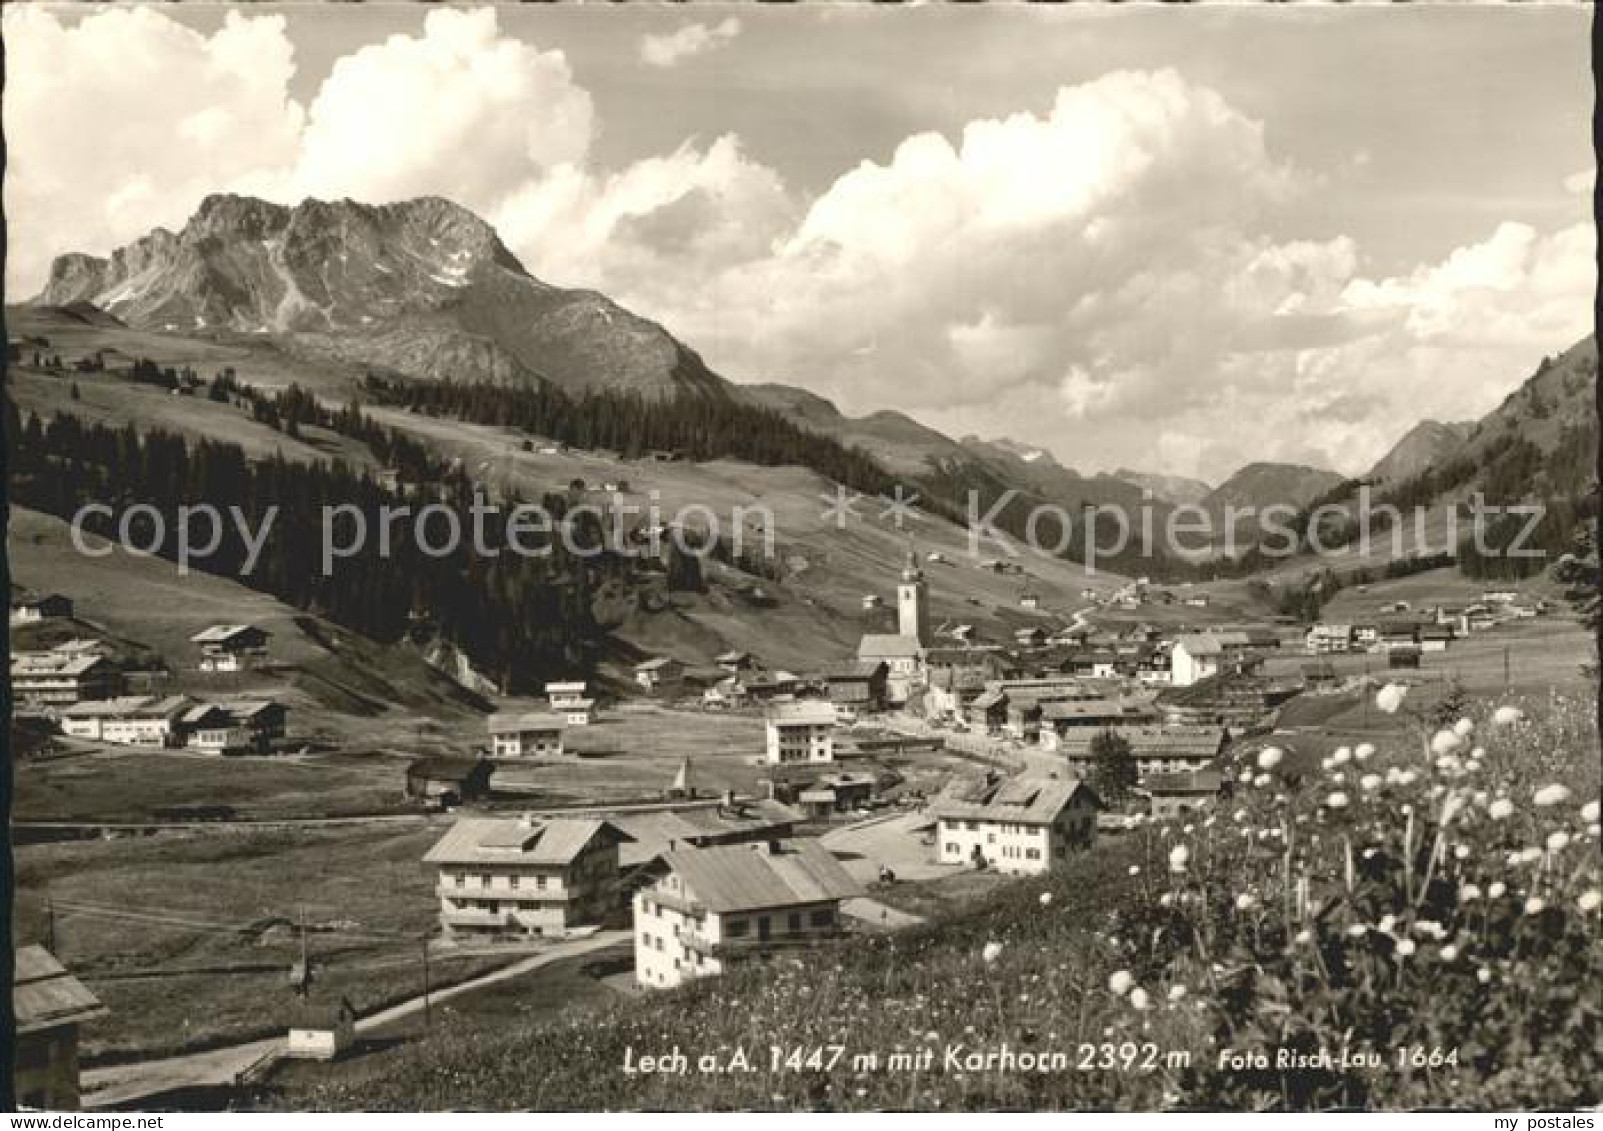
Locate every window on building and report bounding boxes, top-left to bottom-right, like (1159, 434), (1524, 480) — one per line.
(788, 912), (802, 931)
(727, 919), (748, 938)
(810, 908), (833, 927)
(510, 874), (520, 889)
(537, 875), (548, 890)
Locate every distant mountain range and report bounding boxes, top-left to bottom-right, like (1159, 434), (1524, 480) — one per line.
(34, 192), (1592, 553)
(1112, 469), (1214, 507)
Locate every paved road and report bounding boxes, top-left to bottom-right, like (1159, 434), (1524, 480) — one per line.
(80, 929), (631, 1109)
(824, 811), (953, 884)
(840, 897), (924, 931)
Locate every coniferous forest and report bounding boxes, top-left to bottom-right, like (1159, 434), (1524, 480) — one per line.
(5, 398), (619, 691)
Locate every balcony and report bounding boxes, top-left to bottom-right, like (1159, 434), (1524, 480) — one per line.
(677, 926), (849, 958)
(437, 884), (571, 903)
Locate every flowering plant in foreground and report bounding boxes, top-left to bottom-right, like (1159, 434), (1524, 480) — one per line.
(1100, 689), (1601, 1109)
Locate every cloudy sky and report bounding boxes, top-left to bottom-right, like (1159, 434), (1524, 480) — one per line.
(4, 3), (1593, 481)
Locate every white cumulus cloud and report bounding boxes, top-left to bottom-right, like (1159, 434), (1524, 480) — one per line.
(639, 18), (742, 68)
(2, 6), (305, 295)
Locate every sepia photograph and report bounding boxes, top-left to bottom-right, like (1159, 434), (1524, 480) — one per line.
(1, 0), (1599, 1117)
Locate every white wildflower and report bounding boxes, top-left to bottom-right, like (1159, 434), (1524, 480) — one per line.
(1578, 890), (1602, 913)
(1533, 784), (1572, 808)
(1375, 684), (1408, 714)
(982, 941), (1004, 964)
(1488, 799), (1514, 821)
(1491, 705), (1525, 726)
(1256, 747), (1284, 771)
(1108, 970), (1135, 997)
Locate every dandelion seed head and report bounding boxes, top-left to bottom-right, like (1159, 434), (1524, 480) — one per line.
(1491, 705), (1525, 727)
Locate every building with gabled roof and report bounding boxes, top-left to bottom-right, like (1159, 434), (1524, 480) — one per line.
(930, 774), (1100, 875)
(11, 651), (115, 707)
(614, 799), (802, 871)
(857, 633), (925, 704)
(406, 757), (494, 808)
(1142, 769), (1228, 819)
(182, 699), (287, 754)
(11, 592), (74, 624)
(821, 660), (888, 710)
(487, 711), (565, 758)
(633, 840), (862, 988)
(14, 946), (107, 1110)
(284, 991), (358, 1061)
(424, 814), (632, 938)
(190, 623), (271, 672)
(634, 656), (685, 693)
(1057, 725), (1229, 778)
(59, 695), (191, 746)
(765, 700), (837, 765)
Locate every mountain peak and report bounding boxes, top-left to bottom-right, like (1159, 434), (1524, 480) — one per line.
(34, 192), (723, 397)
(1364, 419), (1474, 485)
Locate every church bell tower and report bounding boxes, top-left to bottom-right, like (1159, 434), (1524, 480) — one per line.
(897, 548), (930, 645)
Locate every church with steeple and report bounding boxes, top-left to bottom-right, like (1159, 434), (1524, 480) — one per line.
(897, 549), (930, 644)
(856, 545), (931, 706)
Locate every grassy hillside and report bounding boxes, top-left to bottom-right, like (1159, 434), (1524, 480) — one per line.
(8, 507), (484, 747)
(272, 691), (1601, 1112)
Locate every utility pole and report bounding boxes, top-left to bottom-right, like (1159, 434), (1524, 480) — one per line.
(1504, 645), (1511, 690)
(298, 903), (309, 998)
(421, 936), (432, 1034)
(44, 896), (56, 954)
